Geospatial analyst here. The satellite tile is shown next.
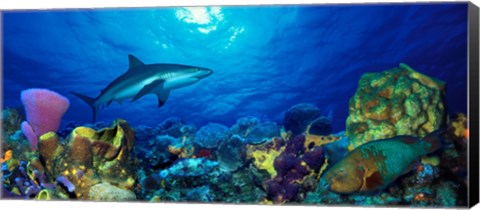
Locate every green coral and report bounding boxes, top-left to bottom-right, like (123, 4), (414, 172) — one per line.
(35, 189), (54, 200)
(435, 182), (457, 207)
(346, 63), (447, 151)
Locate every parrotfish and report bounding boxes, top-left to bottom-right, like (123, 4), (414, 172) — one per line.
(321, 130), (443, 194)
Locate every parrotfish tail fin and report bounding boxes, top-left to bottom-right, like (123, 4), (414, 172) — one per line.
(71, 92), (97, 123)
(423, 129), (446, 153)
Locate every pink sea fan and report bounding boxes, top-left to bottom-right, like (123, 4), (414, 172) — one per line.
(20, 88), (70, 150)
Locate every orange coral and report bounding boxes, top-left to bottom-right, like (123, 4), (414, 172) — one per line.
(0, 149), (13, 163)
(167, 136), (195, 158)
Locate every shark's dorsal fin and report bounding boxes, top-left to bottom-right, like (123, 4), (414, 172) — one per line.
(128, 54), (145, 69)
(132, 80), (164, 102)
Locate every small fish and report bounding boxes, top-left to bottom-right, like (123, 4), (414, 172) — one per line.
(321, 130), (443, 194)
(159, 158), (218, 178)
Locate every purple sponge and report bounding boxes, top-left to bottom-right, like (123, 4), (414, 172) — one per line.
(20, 88), (70, 150)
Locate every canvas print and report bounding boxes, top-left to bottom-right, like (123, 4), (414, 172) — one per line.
(0, 3), (474, 207)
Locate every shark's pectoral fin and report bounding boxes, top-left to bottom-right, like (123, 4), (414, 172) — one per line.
(157, 90), (170, 107)
(132, 80), (164, 102)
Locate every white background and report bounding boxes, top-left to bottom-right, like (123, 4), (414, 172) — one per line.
(0, 0), (479, 210)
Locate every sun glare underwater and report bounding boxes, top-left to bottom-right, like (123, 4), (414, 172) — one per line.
(1, 3), (471, 207)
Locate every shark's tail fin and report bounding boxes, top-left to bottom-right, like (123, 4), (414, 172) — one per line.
(71, 92), (97, 123)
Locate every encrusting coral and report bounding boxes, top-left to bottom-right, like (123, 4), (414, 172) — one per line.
(346, 63), (447, 151)
(247, 138), (286, 178)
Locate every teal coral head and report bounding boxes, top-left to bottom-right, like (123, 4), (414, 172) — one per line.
(159, 170), (169, 179)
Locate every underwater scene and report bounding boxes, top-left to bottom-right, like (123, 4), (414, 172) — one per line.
(0, 3), (470, 207)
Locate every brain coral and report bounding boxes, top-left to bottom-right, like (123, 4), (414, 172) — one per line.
(346, 63), (447, 151)
(195, 123), (231, 149)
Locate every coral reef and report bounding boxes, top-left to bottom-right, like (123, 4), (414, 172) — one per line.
(0, 81), (468, 207)
(156, 117), (190, 138)
(216, 135), (247, 172)
(168, 135), (195, 159)
(1, 108), (23, 136)
(143, 135), (180, 168)
(2, 160), (44, 198)
(159, 158), (218, 178)
(245, 122), (280, 145)
(441, 113), (468, 188)
(88, 182), (136, 201)
(20, 119), (138, 199)
(0, 150), (13, 163)
(305, 115), (468, 207)
(321, 131), (349, 164)
(247, 138), (286, 178)
(283, 103), (322, 136)
(263, 134), (329, 203)
(346, 63), (447, 151)
(195, 123), (231, 149)
(1, 128), (36, 164)
(20, 88), (70, 150)
(304, 125), (340, 151)
(143, 164), (268, 203)
(230, 116), (260, 137)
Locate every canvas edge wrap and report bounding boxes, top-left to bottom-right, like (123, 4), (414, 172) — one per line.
(468, 1), (480, 208)
(0, 11), (4, 200)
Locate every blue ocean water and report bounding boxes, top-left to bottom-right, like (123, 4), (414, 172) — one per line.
(2, 4), (468, 132)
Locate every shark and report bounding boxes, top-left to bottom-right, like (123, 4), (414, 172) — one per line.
(72, 54), (213, 122)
